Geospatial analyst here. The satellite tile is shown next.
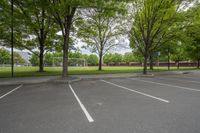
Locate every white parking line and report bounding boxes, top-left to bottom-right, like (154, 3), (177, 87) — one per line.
(157, 77), (200, 84)
(169, 75), (200, 81)
(101, 80), (169, 103)
(0, 84), (23, 100)
(131, 78), (200, 92)
(69, 84), (94, 123)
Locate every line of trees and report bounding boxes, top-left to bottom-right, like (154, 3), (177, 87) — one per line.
(27, 50), (200, 68)
(129, 0), (200, 74)
(0, 46), (198, 68)
(0, 48), (27, 64)
(0, 0), (200, 76)
(0, 0), (128, 77)
(29, 51), (98, 66)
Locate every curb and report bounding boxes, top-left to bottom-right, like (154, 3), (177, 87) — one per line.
(0, 76), (60, 86)
(0, 70), (199, 86)
(0, 80), (51, 86)
(51, 77), (82, 84)
(0, 74), (156, 85)
(69, 73), (155, 83)
(152, 71), (191, 76)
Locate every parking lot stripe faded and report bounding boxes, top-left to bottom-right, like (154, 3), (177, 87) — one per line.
(157, 77), (200, 84)
(168, 75), (200, 81)
(131, 78), (200, 92)
(69, 84), (94, 123)
(101, 80), (169, 103)
(0, 84), (23, 100)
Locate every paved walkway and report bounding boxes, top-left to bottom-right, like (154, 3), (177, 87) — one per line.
(76, 73), (139, 79)
(0, 73), (139, 86)
(0, 70), (199, 86)
(0, 76), (60, 85)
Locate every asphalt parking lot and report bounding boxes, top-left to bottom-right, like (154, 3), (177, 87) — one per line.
(1, 73), (200, 133)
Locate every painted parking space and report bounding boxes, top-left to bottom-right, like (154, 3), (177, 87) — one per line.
(70, 77), (200, 133)
(1, 73), (200, 133)
(138, 76), (200, 91)
(163, 74), (200, 82)
(0, 84), (23, 100)
(0, 83), (91, 133)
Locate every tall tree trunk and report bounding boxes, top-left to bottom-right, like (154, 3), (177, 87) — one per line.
(63, 33), (68, 77)
(143, 51), (148, 74)
(98, 50), (103, 71)
(143, 56), (148, 74)
(149, 55), (154, 70)
(177, 60), (180, 69)
(39, 9), (45, 72)
(62, 7), (76, 78)
(62, 22), (71, 78)
(197, 59), (200, 69)
(39, 43), (44, 72)
(167, 46), (170, 71)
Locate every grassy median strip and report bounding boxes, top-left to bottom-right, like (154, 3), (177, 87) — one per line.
(0, 66), (198, 78)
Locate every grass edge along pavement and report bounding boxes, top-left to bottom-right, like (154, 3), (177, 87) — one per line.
(0, 66), (199, 78)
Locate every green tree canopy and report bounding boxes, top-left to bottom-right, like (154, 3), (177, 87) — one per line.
(87, 54), (98, 65)
(185, 3), (200, 68)
(77, 7), (126, 70)
(129, 0), (192, 74)
(0, 48), (10, 64)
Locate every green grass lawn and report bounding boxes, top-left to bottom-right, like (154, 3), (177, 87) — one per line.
(0, 66), (198, 78)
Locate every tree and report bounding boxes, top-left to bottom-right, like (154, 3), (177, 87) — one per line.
(14, 0), (57, 72)
(171, 42), (187, 69)
(103, 53), (113, 65)
(0, 0), (24, 76)
(29, 52), (39, 66)
(103, 53), (123, 65)
(45, 51), (88, 67)
(159, 41), (176, 70)
(44, 53), (53, 66)
(132, 50), (144, 63)
(69, 51), (82, 58)
(185, 3), (200, 68)
(87, 54), (98, 65)
(13, 52), (27, 64)
(123, 52), (136, 63)
(129, 0), (190, 74)
(77, 8), (125, 70)
(0, 48), (26, 65)
(0, 0), (11, 47)
(47, 0), (128, 77)
(47, 0), (78, 77)
(149, 51), (157, 70)
(69, 51), (84, 66)
(111, 53), (123, 64)
(185, 39), (200, 68)
(0, 48), (10, 64)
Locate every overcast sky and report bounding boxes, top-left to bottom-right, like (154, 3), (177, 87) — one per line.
(0, 40), (132, 55)
(73, 39), (132, 55)
(57, 31), (132, 55)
